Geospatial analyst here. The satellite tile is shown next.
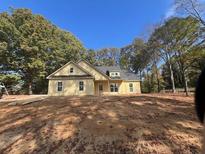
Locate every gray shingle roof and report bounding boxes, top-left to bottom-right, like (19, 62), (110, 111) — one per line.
(95, 66), (140, 80)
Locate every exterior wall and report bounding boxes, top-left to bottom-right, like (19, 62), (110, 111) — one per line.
(94, 80), (141, 95)
(119, 81), (141, 94)
(78, 61), (107, 80)
(48, 79), (94, 96)
(54, 63), (87, 76)
(94, 81), (109, 95)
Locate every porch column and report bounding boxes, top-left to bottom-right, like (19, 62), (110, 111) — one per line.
(108, 80), (110, 92)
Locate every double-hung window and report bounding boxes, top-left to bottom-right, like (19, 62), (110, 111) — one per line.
(79, 81), (84, 91)
(110, 83), (118, 92)
(57, 81), (63, 92)
(129, 83), (133, 92)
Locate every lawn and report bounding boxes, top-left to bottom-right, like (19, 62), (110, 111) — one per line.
(0, 94), (202, 154)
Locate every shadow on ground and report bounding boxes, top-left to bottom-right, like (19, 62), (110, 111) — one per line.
(0, 94), (202, 154)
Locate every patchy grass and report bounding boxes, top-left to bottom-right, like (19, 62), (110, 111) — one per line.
(0, 94), (202, 153)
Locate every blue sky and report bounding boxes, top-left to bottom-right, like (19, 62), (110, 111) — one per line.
(0, 0), (174, 50)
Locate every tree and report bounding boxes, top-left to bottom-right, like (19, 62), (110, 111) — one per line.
(170, 17), (201, 96)
(148, 22), (176, 93)
(0, 8), (85, 94)
(0, 73), (22, 94)
(141, 64), (164, 93)
(85, 49), (97, 65)
(120, 38), (150, 77)
(175, 0), (205, 26)
(161, 62), (183, 89)
(96, 48), (120, 66)
(149, 16), (202, 95)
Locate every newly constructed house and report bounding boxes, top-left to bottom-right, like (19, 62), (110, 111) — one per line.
(47, 60), (141, 96)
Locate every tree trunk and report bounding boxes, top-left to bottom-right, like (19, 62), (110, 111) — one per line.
(179, 58), (189, 96)
(168, 61), (176, 93)
(139, 70), (142, 93)
(154, 62), (160, 93)
(182, 71), (189, 96)
(139, 71), (142, 81)
(28, 82), (32, 95)
(146, 69), (151, 93)
(156, 70), (160, 93)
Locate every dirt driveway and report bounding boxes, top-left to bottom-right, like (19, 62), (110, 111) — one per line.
(0, 94), (202, 153)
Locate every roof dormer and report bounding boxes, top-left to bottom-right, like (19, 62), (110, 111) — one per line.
(110, 71), (120, 77)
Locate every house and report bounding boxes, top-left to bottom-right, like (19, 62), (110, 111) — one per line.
(47, 60), (141, 96)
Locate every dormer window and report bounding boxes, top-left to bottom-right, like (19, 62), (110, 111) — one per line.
(70, 68), (73, 73)
(110, 72), (120, 77)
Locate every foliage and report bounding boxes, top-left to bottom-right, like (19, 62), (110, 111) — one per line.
(141, 65), (164, 93)
(95, 48), (120, 66)
(120, 38), (150, 77)
(0, 8), (85, 94)
(0, 73), (22, 94)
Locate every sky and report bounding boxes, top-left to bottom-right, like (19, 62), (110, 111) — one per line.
(0, 0), (174, 50)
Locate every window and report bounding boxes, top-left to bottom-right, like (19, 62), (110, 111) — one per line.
(79, 81), (84, 91)
(116, 72), (120, 76)
(110, 72), (120, 77)
(57, 81), (63, 92)
(110, 83), (118, 92)
(70, 68), (73, 73)
(111, 72), (115, 76)
(129, 83), (133, 92)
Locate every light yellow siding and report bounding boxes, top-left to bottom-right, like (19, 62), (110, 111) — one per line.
(48, 79), (94, 96)
(54, 63), (87, 76)
(119, 81), (141, 94)
(47, 60), (141, 96)
(94, 80), (141, 95)
(94, 81), (109, 95)
(78, 61), (107, 80)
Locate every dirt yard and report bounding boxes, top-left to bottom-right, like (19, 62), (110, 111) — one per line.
(0, 94), (202, 154)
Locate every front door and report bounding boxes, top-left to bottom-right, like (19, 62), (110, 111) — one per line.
(98, 83), (103, 95)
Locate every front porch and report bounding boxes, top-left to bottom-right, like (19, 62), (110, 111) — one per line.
(94, 80), (122, 95)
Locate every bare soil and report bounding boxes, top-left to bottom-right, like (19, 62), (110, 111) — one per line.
(0, 95), (47, 103)
(0, 94), (202, 154)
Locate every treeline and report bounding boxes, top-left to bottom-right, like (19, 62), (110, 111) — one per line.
(1, 0), (205, 95)
(120, 0), (205, 95)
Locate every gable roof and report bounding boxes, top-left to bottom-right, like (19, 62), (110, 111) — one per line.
(47, 61), (94, 79)
(47, 60), (140, 81)
(95, 66), (140, 81)
(77, 59), (111, 80)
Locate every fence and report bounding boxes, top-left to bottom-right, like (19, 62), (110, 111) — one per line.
(161, 88), (195, 93)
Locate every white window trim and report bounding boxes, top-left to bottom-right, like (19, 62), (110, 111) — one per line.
(110, 72), (120, 77)
(129, 83), (134, 92)
(110, 83), (119, 92)
(79, 81), (84, 91)
(57, 81), (63, 92)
